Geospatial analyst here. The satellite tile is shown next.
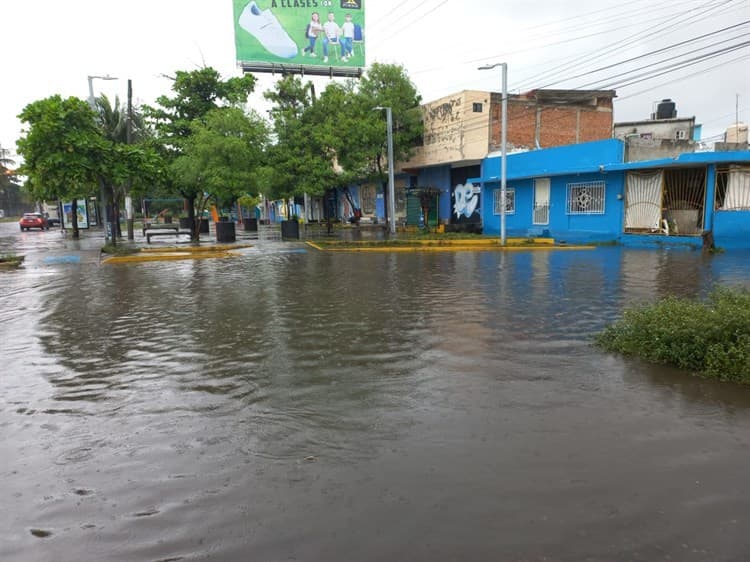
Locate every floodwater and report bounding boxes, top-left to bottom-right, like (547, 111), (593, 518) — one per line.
(2, 222), (750, 562)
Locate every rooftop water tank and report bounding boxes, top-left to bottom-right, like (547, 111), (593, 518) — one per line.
(656, 99), (677, 119)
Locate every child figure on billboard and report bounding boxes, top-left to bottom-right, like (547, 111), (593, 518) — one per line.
(302, 12), (323, 57)
(340, 13), (355, 61)
(322, 11), (340, 63)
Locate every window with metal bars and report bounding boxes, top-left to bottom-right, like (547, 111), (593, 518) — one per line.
(493, 188), (515, 214)
(567, 181), (605, 214)
(715, 165), (750, 210)
(662, 167), (705, 235)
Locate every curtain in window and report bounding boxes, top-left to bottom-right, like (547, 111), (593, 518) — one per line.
(722, 167), (750, 210)
(625, 170), (663, 230)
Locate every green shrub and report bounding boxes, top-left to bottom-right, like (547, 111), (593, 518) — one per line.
(595, 287), (750, 383)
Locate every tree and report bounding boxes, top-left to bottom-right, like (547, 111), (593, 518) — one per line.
(262, 75), (341, 208)
(93, 94), (158, 244)
(171, 107), (268, 223)
(145, 67), (258, 241)
(264, 64), (423, 226)
(0, 144), (29, 216)
(323, 63), (423, 224)
(17, 96), (105, 238)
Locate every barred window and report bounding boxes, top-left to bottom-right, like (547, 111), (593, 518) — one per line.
(493, 188), (515, 214)
(567, 181), (605, 214)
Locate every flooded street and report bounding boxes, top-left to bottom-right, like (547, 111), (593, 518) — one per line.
(2, 222), (750, 562)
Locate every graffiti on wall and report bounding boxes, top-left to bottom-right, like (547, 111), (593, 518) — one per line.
(453, 182), (480, 221)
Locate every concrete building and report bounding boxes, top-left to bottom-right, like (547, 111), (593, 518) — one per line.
(398, 89), (616, 230)
(473, 138), (750, 249)
(613, 99), (701, 161)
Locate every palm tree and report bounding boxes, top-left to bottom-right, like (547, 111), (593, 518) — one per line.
(93, 94), (149, 240)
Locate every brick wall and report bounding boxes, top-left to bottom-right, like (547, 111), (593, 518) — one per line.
(489, 92), (613, 151)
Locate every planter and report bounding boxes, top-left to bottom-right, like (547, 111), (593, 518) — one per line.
(243, 218), (258, 232)
(215, 220), (236, 243)
(281, 220), (300, 240)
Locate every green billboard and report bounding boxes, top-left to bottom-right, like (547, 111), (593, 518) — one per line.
(233, 1), (366, 71)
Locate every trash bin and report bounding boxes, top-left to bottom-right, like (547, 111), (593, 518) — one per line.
(243, 217), (258, 232)
(215, 221), (236, 242)
(281, 220), (299, 240)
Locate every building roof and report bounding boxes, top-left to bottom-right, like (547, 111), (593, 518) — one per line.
(473, 139), (750, 184)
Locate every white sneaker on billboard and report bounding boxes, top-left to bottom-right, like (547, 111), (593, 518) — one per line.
(239, 1), (297, 59)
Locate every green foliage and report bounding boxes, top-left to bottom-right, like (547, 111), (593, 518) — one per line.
(16, 95), (105, 203)
(171, 107), (267, 209)
(145, 68), (257, 149)
(260, 64), (423, 200)
(596, 287), (750, 383)
(144, 67), (261, 240)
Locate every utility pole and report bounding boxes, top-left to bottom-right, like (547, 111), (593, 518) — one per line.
(87, 74), (118, 241)
(478, 62), (508, 245)
(126, 79), (134, 240)
(373, 106), (397, 235)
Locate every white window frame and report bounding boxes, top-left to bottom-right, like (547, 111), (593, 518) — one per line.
(493, 188), (515, 215)
(567, 181), (605, 215)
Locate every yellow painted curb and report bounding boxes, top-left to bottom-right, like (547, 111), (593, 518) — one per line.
(102, 244), (252, 264)
(139, 244), (252, 254)
(306, 241), (595, 253)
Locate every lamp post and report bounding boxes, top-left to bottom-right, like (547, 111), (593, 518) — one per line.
(478, 62), (507, 245)
(374, 106), (396, 235)
(87, 74), (118, 108)
(87, 75), (118, 240)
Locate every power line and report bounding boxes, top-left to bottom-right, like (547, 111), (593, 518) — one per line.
(528, 0), (740, 90)
(537, 21), (749, 89)
(378, 0), (454, 42)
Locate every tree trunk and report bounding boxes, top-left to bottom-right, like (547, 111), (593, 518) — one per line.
(71, 198), (79, 239)
(187, 195), (198, 243)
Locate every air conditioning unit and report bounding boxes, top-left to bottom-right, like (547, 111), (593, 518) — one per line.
(676, 129), (688, 140)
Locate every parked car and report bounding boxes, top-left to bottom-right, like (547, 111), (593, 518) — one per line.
(19, 212), (49, 231)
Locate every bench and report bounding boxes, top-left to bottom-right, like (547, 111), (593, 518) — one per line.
(142, 223), (179, 236)
(145, 229), (191, 243)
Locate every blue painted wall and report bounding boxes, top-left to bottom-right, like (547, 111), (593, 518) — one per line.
(481, 139), (625, 182)
(714, 211), (750, 249)
(477, 139), (750, 249)
(482, 171), (626, 242)
(418, 165), (452, 221)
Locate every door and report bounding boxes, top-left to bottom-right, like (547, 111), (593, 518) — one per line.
(534, 178), (550, 225)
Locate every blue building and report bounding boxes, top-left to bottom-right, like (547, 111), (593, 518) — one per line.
(474, 139), (750, 249)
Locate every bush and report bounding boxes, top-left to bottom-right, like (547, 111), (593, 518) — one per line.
(595, 287), (750, 383)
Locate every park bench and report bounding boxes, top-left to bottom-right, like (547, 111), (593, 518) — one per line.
(142, 222), (179, 236)
(145, 228), (192, 243)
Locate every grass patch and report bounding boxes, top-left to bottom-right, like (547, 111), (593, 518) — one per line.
(0, 254), (25, 267)
(595, 287), (750, 383)
(101, 243), (140, 256)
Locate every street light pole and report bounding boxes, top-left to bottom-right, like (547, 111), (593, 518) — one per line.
(126, 79), (135, 240)
(87, 74), (118, 240)
(374, 106), (396, 235)
(478, 62), (508, 245)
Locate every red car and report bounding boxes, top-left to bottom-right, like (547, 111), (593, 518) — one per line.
(19, 212), (49, 231)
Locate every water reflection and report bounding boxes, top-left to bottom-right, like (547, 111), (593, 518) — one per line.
(3, 229), (750, 561)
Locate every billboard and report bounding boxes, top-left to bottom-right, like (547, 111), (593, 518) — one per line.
(233, 1), (365, 76)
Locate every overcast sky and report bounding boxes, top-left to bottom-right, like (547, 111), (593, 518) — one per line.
(1, 0), (748, 161)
